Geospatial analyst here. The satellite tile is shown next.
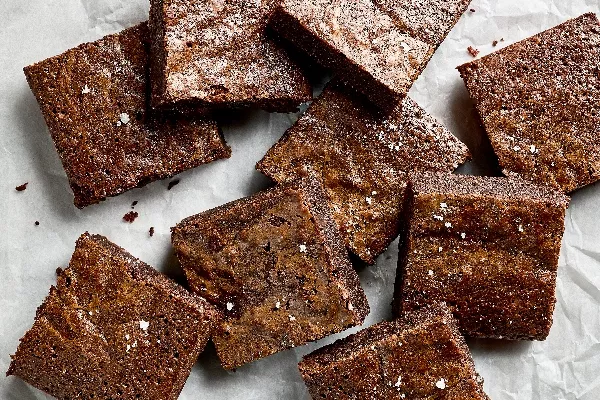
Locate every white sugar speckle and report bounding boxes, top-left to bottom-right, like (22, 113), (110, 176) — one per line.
(132, 341), (137, 348)
(428, 270), (434, 276)
(139, 320), (149, 331)
(348, 302), (354, 311)
(518, 225), (524, 232)
(513, 145), (521, 151)
(119, 113), (130, 125)
(289, 315), (296, 321)
(461, 232), (466, 239)
(299, 244), (307, 253)
(125, 334), (130, 340)
(395, 376), (402, 388)
(372, 191), (377, 195)
(434, 215), (444, 221)
(81, 85), (91, 94)
(436, 378), (446, 389)
(400, 42), (411, 52)
(226, 302), (234, 311)
(275, 301), (281, 309)
(366, 197), (373, 205)
(440, 203), (448, 209)
(116, 121), (122, 127)
(530, 145), (537, 154)
(438, 247), (443, 252)
(126, 344), (131, 352)
(445, 222), (452, 228)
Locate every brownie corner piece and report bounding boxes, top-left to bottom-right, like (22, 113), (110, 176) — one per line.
(257, 80), (470, 264)
(171, 176), (369, 369)
(395, 172), (569, 340)
(23, 22), (231, 208)
(7, 232), (215, 400)
(148, 0), (312, 112)
(457, 12), (600, 193)
(299, 302), (489, 400)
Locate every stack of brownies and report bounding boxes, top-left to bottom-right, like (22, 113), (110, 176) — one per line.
(8, 0), (600, 397)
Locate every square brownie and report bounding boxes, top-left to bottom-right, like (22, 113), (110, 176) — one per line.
(24, 23), (231, 208)
(149, 0), (312, 112)
(257, 80), (470, 264)
(394, 172), (569, 340)
(269, 0), (471, 110)
(171, 176), (369, 369)
(458, 13), (600, 193)
(299, 303), (489, 399)
(7, 233), (216, 400)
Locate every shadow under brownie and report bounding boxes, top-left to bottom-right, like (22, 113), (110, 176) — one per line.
(24, 22), (231, 208)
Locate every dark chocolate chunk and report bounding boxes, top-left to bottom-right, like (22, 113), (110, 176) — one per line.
(458, 13), (600, 193)
(149, 227), (155, 237)
(7, 233), (216, 399)
(394, 172), (569, 340)
(23, 23), (231, 208)
(299, 303), (489, 399)
(257, 80), (470, 264)
(16, 183), (28, 191)
(171, 176), (369, 369)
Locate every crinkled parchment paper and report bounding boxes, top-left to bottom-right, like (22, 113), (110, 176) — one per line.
(1, 0), (599, 398)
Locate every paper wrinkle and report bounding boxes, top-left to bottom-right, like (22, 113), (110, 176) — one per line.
(1, 0), (600, 399)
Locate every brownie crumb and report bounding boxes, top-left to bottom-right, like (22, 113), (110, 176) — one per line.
(131, 201), (138, 209)
(149, 227), (155, 237)
(167, 180), (180, 190)
(16, 183), (28, 192)
(467, 46), (480, 57)
(123, 211), (139, 223)
(34, 221), (40, 226)
(492, 40), (499, 47)
(470, 8), (476, 12)
(55, 267), (63, 276)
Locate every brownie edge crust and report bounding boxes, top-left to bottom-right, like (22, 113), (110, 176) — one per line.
(7, 233), (216, 400)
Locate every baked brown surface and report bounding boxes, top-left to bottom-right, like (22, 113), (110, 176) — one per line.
(7, 233), (215, 400)
(269, 0), (470, 110)
(394, 172), (569, 340)
(23, 23), (231, 209)
(299, 303), (489, 399)
(458, 13), (600, 193)
(171, 176), (369, 369)
(257, 81), (470, 264)
(149, 0), (312, 112)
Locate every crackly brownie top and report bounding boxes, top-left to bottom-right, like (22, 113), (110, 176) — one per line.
(458, 13), (600, 193)
(278, 0), (434, 96)
(152, 0), (311, 108)
(299, 303), (489, 399)
(258, 81), (470, 264)
(373, 0), (472, 45)
(23, 23), (230, 208)
(172, 177), (368, 369)
(7, 233), (215, 400)
(399, 172), (568, 340)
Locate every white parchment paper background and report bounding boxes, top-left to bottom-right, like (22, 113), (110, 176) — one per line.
(1, 0), (599, 398)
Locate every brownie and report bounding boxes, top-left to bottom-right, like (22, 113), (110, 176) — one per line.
(7, 233), (216, 400)
(394, 172), (570, 340)
(299, 303), (489, 399)
(458, 13), (600, 193)
(269, 0), (471, 110)
(171, 176), (369, 369)
(149, 0), (312, 112)
(257, 81), (470, 264)
(24, 23), (231, 208)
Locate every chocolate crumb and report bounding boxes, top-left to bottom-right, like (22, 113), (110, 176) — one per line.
(467, 46), (480, 57)
(492, 40), (499, 47)
(123, 211), (139, 223)
(55, 267), (63, 276)
(131, 201), (138, 209)
(470, 8), (475, 12)
(168, 179), (180, 190)
(16, 183), (28, 191)
(34, 221), (40, 226)
(149, 227), (155, 237)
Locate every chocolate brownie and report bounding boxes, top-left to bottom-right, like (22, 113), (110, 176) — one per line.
(299, 303), (489, 399)
(269, 0), (471, 110)
(149, 0), (312, 112)
(7, 233), (216, 399)
(24, 23), (231, 208)
(458, 13), (600, 193)
(257, 81), (470, 264)
(394, 172), (569, 340)
(171, 176), (369, 369)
